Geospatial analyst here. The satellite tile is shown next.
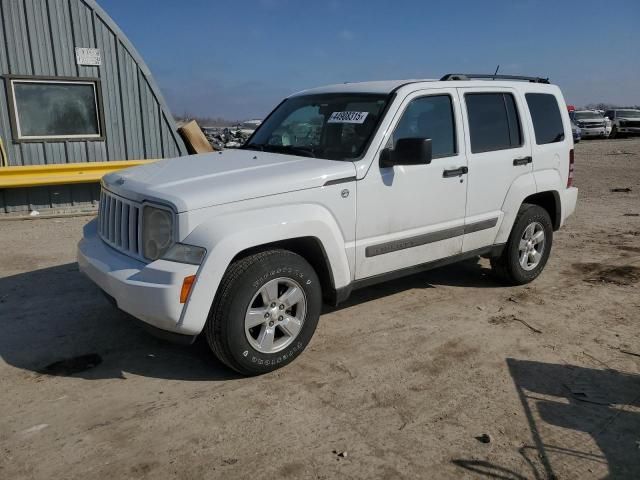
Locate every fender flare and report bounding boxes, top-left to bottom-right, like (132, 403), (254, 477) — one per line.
(496, 169), (564, 244)
(177, 203), (351, 335)
(495, 173), (537, 244)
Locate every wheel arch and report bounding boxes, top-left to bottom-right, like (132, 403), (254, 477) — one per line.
(496, 170), (564, 244)
(177, 204), (353, 334)
(522, 190), (561, 230)
(229, 236), (339, 305)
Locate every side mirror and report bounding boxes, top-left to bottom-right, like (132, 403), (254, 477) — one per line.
(380, 138), (432, 168)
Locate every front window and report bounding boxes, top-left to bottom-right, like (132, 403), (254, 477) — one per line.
(616, 110), (640, 118)
(574, 111), (603, 120)
(392, 95), (457, 158)
(244, 93), (389, 160)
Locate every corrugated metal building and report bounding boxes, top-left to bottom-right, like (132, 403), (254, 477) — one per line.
(0, 0), (186, 214)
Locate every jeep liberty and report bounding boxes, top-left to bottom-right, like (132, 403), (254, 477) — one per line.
(78, 73), (579, 375)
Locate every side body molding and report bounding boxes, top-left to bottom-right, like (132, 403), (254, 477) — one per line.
(177, 204), (352, 335)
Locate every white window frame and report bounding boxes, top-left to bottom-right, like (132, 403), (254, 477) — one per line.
(6, 76), (104, 142)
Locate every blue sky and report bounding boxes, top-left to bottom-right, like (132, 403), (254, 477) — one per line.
(100, 0), (639, 120)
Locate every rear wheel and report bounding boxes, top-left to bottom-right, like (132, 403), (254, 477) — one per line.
(491, 204), (553, 285)
(205, 249), (322, 375)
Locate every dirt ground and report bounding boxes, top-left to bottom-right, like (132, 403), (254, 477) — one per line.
(1, 138), (639, 480)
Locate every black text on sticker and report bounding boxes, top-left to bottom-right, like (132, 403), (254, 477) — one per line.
(327, 111), (369, 124)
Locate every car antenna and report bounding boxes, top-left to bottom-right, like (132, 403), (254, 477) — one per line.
(493, 65), (500, 79)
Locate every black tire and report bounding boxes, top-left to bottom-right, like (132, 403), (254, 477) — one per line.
(490, 204), (553, 285)
(610, 126), (617, 139)
(205, 249), (322, 375)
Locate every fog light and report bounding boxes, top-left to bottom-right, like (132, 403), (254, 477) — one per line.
(162, 243), (206, 265)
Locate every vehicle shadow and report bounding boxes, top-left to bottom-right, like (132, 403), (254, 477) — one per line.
(452, 359), (640, 479)
(0, 257), (498, 381)
(0, 263), (239, 381)
(326, 256), (500, 312)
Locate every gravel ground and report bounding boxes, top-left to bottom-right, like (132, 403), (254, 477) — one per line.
(1, 138), (639, 479)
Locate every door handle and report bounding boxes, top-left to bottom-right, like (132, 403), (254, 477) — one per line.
(443, 166), (468, 178)
(513, 156), (532, 166)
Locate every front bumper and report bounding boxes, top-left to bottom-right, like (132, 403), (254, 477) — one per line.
(580, 127), (606, 137)
(77, 219), (200, 337)
(618, 126), (640, 134)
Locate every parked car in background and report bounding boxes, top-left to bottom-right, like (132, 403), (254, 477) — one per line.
(604, 109), (640, 138)
(604, 116), (612, 137)
(572, 110), (607, 138)
(571, 121), (581, 143)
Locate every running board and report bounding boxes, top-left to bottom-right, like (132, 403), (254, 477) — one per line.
(333, 245), (505, 305)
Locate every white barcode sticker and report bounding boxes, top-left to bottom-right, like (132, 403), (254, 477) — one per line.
(327, 111), (369, 124)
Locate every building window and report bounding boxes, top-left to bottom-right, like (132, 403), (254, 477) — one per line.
(6, 77), (104, 141)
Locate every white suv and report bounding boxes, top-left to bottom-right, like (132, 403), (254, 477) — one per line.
(604, 109), (640, 138)
(572, 110), (607, 138)
(78, 73), (578, 375)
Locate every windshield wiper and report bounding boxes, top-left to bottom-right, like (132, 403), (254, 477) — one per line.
(241, 143), (265, 151)
(244, 144), (317, 158)
(273, 145), (317, 158)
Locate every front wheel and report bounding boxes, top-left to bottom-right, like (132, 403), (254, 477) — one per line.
(205, 249), (322, 375)
(609, 126), (618, 139)
(491, 204), (553, 285)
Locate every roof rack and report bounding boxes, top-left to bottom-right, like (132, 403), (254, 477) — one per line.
(440, 73), (550, 84)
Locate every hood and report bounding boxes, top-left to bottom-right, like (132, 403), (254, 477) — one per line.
(102, 149), (356, 212)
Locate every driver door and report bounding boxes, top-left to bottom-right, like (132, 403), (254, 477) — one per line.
(355, 88), (468, 280)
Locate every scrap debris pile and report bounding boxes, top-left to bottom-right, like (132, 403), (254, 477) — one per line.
(202, 127), (254, 150)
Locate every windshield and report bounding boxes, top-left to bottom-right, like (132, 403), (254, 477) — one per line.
(617, 110), (640, 118)
(244, 93), (389, 161)
(574, 111), (603, 120)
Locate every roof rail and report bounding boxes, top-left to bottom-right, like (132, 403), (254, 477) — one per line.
(440, 73), (550, 84)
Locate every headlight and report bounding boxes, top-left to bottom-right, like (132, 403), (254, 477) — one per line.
(142, 206), (174, 260)
(161, 243), (206, 265)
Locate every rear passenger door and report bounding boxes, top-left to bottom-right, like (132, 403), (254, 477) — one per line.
(458, 88), (532, 252)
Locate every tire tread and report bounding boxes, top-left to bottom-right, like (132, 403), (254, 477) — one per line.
(491, 203), (552, 285)
(206, 249), (306, 375)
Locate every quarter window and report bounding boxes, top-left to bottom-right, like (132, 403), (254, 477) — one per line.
(393, 95), (456, 158)
(8, 77), (103, 141)
(525, 93), (565, 145)
(465, 93), (522, 153)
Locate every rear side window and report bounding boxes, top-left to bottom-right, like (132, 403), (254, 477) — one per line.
(525, 93), (565, 144)
(466, 93), (522, 153)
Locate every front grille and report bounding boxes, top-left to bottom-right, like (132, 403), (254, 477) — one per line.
(623, 120), (640, 128)
(582, 123), (604, 129)
(98, 188), (143, 259)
